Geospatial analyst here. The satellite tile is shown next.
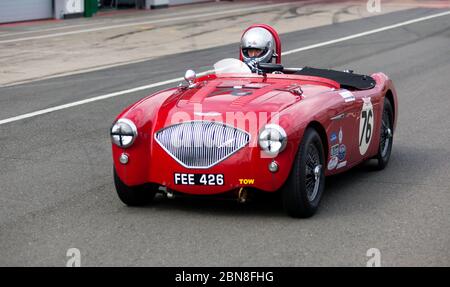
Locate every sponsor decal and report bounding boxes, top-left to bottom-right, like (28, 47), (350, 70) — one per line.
(359, 97), (374, 155)
(330, 132), (337, 143)
(338, 144), (346, 161)
(327, 156), (339, 170)
(339, 90), (355, 102)
(336, 161), (347, 169)
(339, 127), (343, 144)
(331, 144), (339, 157)
(239, 178), (255, 185)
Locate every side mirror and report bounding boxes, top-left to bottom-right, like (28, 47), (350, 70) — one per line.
(184, 70), (196, 85)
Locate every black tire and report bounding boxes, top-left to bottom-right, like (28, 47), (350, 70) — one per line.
(114, 169), (157, 206)
(282, 128), (326, 218)
(375, 99), (394, 170)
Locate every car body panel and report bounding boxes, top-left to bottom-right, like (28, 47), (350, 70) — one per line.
(112, 71), (397, 195)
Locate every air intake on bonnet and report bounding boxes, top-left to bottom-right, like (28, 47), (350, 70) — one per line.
(154, 121), (250, 169)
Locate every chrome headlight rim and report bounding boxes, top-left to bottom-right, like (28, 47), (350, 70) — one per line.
(111, 118), (138, 148)
(258, 124), (287, 156)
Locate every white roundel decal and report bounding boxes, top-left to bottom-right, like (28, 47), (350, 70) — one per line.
(359, 98), (374, 155)
(327, 156), (338, 170)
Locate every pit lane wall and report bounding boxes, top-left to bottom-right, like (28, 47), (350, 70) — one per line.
(0, 0), (214, 24)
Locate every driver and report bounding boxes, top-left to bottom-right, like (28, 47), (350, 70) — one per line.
(240, 27), (277, 73)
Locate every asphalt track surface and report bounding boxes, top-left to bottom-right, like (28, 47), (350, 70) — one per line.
(0, 8), (449, 266)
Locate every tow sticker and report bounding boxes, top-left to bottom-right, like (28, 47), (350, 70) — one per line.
(359, 97), (374, 155)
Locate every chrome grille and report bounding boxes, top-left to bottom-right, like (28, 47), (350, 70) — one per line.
(154, 121), (250, 169)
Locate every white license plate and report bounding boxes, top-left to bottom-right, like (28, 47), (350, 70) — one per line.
(174, 173), (224, 186)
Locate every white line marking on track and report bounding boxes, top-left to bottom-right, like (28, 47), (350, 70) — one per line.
(0, 23), (105, 38)
(0, 76), (183, 125)
(282, 10), (450, 55)
(0, 3), (292, 44)
(0, 3), (260, 39)
(0, 10), (449, 126)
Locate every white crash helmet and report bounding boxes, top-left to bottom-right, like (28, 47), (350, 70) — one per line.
(240, 27), (276, 67)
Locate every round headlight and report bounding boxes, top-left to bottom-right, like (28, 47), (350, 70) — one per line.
(258, 124), (287, 156)
(111, 119), (138, 148)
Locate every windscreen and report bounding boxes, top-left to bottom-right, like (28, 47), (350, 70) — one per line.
(213, 58), (252, 75)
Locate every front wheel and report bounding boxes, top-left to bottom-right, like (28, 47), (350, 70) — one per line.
(282, 128), (326, 218)
(114, 169), (157, 206)
(375, 99), (394, 170)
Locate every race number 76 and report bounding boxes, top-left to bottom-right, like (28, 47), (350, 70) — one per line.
(359, 109), (373, 146)
(359, 98), (374, 155)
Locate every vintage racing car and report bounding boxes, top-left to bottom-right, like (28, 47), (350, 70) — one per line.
(110, 26), (398, 218)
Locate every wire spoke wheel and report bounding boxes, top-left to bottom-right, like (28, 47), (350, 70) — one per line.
(305, 144), (322, 202)
(282, 128), (325, 218)
(380, 111), (392, 158)
(375, 99), (394, 170)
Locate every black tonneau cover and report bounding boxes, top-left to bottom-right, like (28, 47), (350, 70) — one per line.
(293, 67), (376, 90)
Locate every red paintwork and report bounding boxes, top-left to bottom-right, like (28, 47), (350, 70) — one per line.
(239, 24), (282, 64)
(112, 71), (397, 195)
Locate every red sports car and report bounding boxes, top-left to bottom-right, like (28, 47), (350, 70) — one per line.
(110, 27), (397, 218)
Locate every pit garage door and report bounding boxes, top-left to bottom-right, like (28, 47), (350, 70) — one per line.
(0, 0), (53, 24)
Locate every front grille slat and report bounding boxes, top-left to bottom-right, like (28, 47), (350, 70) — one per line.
(155, 121), (250, 169)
